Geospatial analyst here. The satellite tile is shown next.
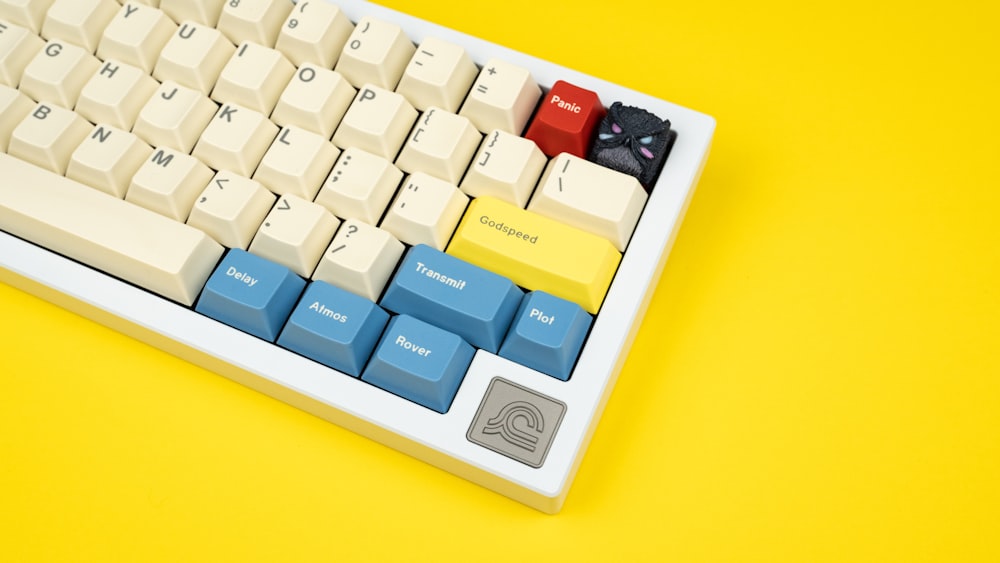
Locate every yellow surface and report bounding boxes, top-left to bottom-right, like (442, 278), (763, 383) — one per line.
(448, 196), (620, 313)
(2, 0), (998, 560)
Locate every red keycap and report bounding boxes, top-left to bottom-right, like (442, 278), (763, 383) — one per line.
(525, 80), (605, 158)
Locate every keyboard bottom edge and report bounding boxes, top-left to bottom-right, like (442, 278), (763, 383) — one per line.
(0, 242), (568, 514)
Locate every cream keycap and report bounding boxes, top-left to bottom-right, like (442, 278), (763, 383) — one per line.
(77, 59), (158, 130)
(67, 124), (152, 198)
(0, 153), (223, 306)
(275, 0), (353, 68)
(0, 84), (33, 151)
(41, 0), (119, 53)
(380, 172), (468, 250)
(313, 219), (405, 302)
(0, 0), (55, 33)
(271, 64), (355, 139)
(160, 0), (226, 27)
(154, 21), (235, 95)
(334, 16), (414, 90)
(446, 196), (621, 314)
(332, 84), (416, 160)
(133, 81), (217, 153)
(19, 39), (100, 107)
(216, 0), (291, 47)
(396, 37), (477, 113)
(460, 129), (546, 207)
(126, 146), (214, 222)
(314, 147), (403, 225)
(187, 171), (276, 250)
(193, 102), (278, 178)
(249, 194), (339, 278)
(528, 153), (648, 252)
(98, 3), (176, 73)
(253, 125), (341, 200)
(0, 19), (44, 87)
(395, 107), (481, 184)
(212, 41), (294, 114)
(459, 58), (541, 135)
(8, 102), (91, 174)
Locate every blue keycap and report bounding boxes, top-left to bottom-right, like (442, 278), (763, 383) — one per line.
(277, 281), (389, 377)
(362, 314), (474, 413)
(195, 249), (306, 342)
(380, 244), (523, 353)
(499, 291), (592, 380)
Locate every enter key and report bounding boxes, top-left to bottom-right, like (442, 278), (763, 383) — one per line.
(446, 196), (621, 314)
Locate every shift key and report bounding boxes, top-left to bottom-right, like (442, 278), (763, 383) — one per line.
(446, 196), (620, 314)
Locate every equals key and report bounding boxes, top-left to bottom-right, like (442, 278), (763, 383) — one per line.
(458, 57), (541, 134)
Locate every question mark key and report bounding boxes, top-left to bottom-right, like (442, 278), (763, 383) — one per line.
(313, 219), (405, 301)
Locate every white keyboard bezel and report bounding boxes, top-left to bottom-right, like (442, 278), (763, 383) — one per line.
(0, 0), (715, 512)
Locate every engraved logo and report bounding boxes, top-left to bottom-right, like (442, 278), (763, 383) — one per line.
(482, 401), (545, 452)
(467, 378), (566, 468)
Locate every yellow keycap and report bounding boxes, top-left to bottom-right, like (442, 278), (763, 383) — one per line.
(446, 196), (621, 314)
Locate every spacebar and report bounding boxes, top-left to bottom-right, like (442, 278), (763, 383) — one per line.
(0, 154), (224, 306)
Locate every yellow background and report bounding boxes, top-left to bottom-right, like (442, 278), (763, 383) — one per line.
(3, 0), (999, 561)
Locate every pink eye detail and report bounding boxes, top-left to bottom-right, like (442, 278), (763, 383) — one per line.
(640, 147), (655, 159)
(611, 123), (622, 134)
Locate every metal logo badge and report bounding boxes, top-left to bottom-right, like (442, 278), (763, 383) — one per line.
(467, 377), (566, 468)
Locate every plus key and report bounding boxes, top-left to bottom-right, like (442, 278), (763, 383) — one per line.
(525, 80), (605, 158)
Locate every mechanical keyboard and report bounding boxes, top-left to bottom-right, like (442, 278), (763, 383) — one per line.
(0, 0), (714, 512)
